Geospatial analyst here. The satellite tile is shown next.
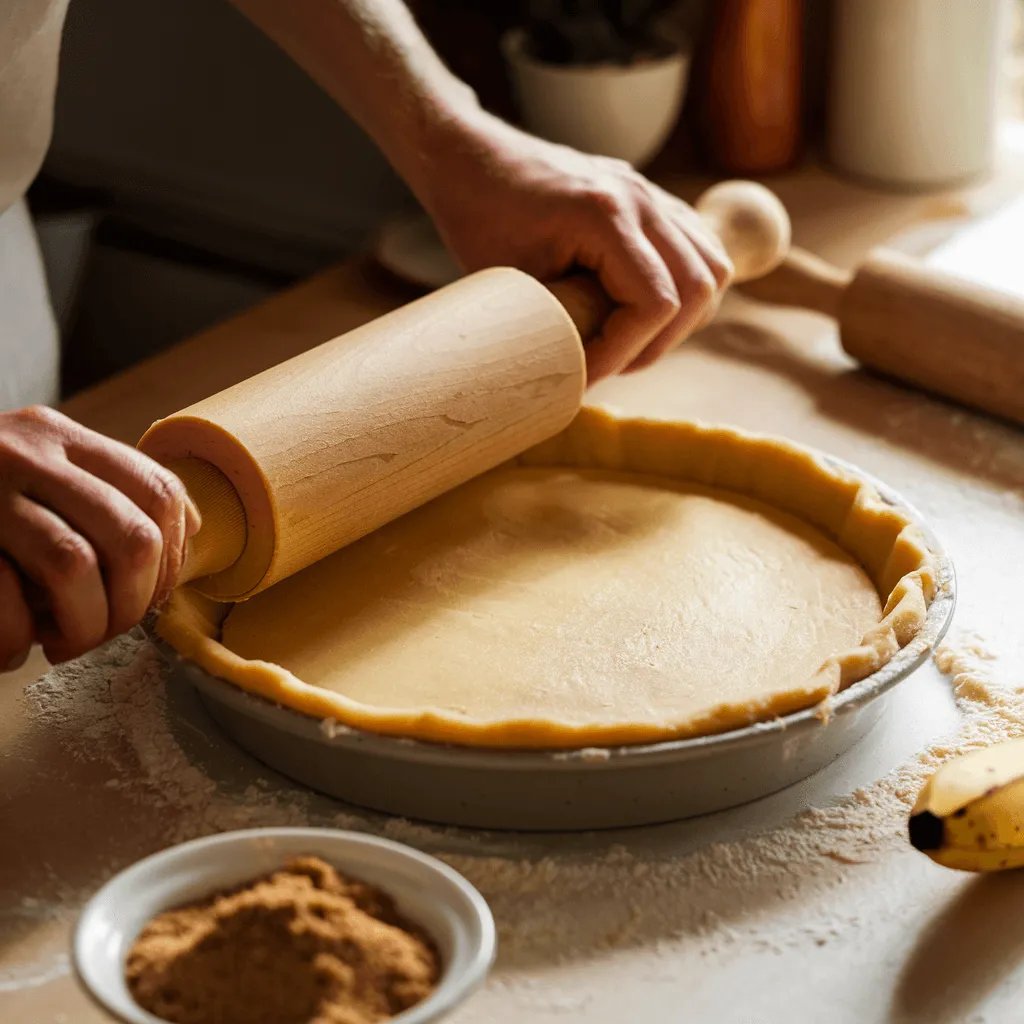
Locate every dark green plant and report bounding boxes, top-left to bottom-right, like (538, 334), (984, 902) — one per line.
(522, 0), (679, 65)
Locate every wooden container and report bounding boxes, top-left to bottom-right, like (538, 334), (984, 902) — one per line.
(703, 0), (804, 174)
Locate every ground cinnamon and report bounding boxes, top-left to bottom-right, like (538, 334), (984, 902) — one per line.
(125, 856), (439, 1024)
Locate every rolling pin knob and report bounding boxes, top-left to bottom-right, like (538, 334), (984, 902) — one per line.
(694, 180), (792, 282)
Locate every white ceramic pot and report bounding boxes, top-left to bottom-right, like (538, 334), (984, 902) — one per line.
(827, 0), (1007, 189)
(502, 28), (689, 167)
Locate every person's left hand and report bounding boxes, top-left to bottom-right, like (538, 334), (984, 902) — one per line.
(415, 111), (733, 383)
(0, 406), (200, 669)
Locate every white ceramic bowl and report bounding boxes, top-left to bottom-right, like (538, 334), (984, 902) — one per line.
(502, 28), (689, 168)
(72, 827), (496, 1024)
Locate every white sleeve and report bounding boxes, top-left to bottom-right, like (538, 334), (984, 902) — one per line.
(0, 199), (60, 411)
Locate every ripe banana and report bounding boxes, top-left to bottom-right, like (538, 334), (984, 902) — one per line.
(909, 738), (1024, 871)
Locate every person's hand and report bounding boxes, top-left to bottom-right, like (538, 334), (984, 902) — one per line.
(417, 112), (734, 383)
(0, 406), (200, 670)
(226, 0), (730, 381)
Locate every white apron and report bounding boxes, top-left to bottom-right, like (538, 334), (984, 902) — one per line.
(0, 0), (70, 410)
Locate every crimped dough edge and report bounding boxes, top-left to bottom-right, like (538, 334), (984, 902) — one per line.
(157, 407), (937, 749)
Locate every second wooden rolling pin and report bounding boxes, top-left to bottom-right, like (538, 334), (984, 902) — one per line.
(739, 245), (1024, 425)
(139, 180), (790, 601)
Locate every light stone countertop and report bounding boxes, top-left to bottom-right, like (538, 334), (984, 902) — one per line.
(3, 129), (1024, 1024)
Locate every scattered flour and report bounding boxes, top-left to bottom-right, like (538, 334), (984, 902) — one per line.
(11, 623), (1022, 988)
(0, 954), (70, 994)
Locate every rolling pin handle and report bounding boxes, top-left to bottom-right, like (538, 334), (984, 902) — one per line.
(738, 247), (853, 320)
(547, 180), (793, 344)
(545, 273), (614, 344)
(167, 458), (248, 585)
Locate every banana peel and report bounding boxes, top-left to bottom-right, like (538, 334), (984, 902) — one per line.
(910, 739), (1024, 872)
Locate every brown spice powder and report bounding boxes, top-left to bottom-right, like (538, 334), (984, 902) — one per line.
(125, 856), (439, 1024)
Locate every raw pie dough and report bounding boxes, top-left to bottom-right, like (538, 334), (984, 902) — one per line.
(159, 409), (937, 749)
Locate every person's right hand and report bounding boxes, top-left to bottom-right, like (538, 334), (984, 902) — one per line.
(413, 111), (734, 383)
(0, 406), (200, 670)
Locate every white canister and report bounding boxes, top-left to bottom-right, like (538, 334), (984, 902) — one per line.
(827, 0), (1007, 189)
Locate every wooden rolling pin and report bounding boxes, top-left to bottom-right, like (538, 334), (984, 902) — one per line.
(739, 246), (1024, 425)
(139, 180), (791, 602)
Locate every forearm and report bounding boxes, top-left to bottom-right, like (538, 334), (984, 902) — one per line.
(228, 0), (731, 382)
(226, 0), (481, 198)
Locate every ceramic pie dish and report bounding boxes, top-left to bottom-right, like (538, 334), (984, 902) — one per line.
(146, 414), (955, 830)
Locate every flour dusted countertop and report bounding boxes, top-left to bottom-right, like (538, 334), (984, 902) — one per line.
(4, 132), (1024, 1024)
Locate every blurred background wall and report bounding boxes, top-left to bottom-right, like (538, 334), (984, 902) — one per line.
(29, 0), (1024, 399)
